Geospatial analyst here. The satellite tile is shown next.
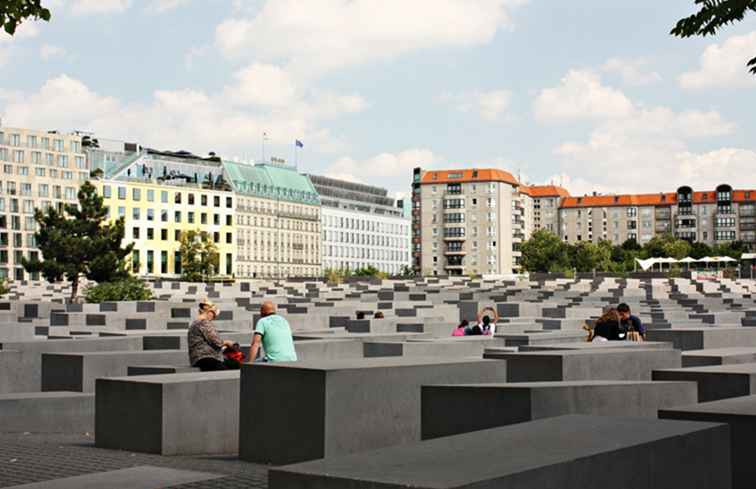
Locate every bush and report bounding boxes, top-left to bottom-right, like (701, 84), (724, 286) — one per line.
(0, 281), (8, 296)
(85, 277), (154, 303)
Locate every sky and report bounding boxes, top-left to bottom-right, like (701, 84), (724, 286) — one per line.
(1, 0), (756, 199)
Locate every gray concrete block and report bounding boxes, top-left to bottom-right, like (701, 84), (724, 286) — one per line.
(653, 363), (756, 402)
(660, 395), (756, 489)
(486, 348), (681, 382)
(682, 347), (756, 368)
(6, 466), (223, 489)
(0, 392), (94, 433)
(269, 415), (731, 489)
(647, 328), (756, 351)
(95, 371), (239, 455)
(421, 380), (697, 439)
(42, 350), (189, 392)
(239, 358), (507, 464)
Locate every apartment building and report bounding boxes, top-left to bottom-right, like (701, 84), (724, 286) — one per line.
(559, 185), (756, 249)
(307, 175), (410, 275)
(226, 161), (322, 278)
(0, 126), (89, 281)
(96, 149), (236, 278)
(412, 167), (525, 276)
(521, 185), (570, 234)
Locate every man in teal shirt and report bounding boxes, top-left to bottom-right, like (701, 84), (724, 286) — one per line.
(249, 301), (298, 363)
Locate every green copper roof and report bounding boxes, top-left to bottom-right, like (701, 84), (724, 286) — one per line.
(222, 161), (320, 205)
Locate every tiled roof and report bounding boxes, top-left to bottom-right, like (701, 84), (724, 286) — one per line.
(222, 161), (320, 205)
(520, 185), (571, 198)
(420, 168), (518, 186)
(561, 190), (756, 209)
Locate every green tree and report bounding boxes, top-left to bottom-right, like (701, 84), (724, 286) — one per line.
(179, 230), (219, 282)
(1, 0), (50, 35)
(663, 238), (692, 260)
(621, 238), (642, 252)
(520, 230), (571, 273)
(22, 181), (133, 301)
(672, 1), (756, 75)
(689, 241), (713, 259)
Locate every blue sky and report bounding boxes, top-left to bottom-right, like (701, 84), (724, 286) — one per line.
(1, 0), (755, 197)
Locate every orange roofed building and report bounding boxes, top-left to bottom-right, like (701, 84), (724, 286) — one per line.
(411, 166), (755, 276)
(411, 167), (572, 276)
(557, 185), (755, 248)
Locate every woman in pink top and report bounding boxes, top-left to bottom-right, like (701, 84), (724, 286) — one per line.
(452, 320), (469, 337)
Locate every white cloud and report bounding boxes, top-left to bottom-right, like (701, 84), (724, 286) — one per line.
(215, 0), (527, 75)
(227, 63), (299, 107)
(40, 44), (66, 61)
(534, 70), (634, 122)
(602, 57), (662, 86)
(441, 89), (512, 122)
(0, 21), (41, 66)
(326, 148), (438, 188)
(146, 0), (190, 13)
(538, 67), (752, 194)
(70, 0), (131, 16)
(680, 31), (756, 90)
(0, 74), (367, 157)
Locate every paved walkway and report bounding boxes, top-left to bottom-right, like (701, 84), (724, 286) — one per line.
(0, 434), (268, 489)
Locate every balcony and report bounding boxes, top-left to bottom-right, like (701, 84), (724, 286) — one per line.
(741, 222), (756, 231)
(444, 249), (467, 256)
(444, 264), (464, 270)
(443, 236), (466, 242)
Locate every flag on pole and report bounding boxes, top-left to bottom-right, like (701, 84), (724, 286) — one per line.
(295, 139), (304, 148)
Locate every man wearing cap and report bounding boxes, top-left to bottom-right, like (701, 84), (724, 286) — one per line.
(249, 301), (297, 363)
(188, 299), (234, 371)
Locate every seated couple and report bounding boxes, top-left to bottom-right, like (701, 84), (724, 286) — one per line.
(188, 299), (298, 371)
(452, 307), (499, 337)
(590, 303), (645, 342)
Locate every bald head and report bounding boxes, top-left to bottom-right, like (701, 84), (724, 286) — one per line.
(261, 301), (276, 317)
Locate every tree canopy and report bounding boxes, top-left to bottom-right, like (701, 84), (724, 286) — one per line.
(672, 0), (756, 75)
(0, 0), (50, 35)
(520, 231), (745, 274)
(22, 181), (133, 300)
(179, 230), (219, 282)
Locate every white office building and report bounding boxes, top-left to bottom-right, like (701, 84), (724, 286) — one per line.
(308, 175), (411, 275)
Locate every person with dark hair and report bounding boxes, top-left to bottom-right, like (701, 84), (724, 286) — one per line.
(356, 311), (366, 320)
(617, 303), (645, 340)
(223, 342), (245, 369)
(188, 299), (234, 371)
(452, 319), (469, 337)
(477, 306), (500, 337)
(373, 311), (385, 319)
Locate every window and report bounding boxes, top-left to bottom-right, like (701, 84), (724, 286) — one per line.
(38, 184), (49, 198)
(174, 230), (181, 241)
(226, 215), (232, 226)
(132, 188), (141, 201)
(175, 192), (182, 204)
(147, 228), (154, 240)
(226, 196), (232, 208)
(133, 227), (140, 239)
(201, 195), (207, 206)
(161, 210), (168, 222)
(214, 196), (220, 207)
(161, 229), (168, 241)
(214, 214), (220, 225)
(174, 251), (182, 274)
(118, 207), (125, 217)
(161, 191), (168, 203)
(132, 250), (140, 273)
(188, 193), (194, 205)
(147, 209), (154, 221)
(188, 212), (195, 224)
(201, 213), (207, 225)
(226, 232), (232, 244)
(627, 207), (637, 217)
(147, 189), (154, 202)
(213, 232), (220, 243)
(146, 250), (154, 273)
(118, 187), (127, 200)
(174, 211), (181, 223)
(103, 186), (112, 198)
(133, 208), (140, 220)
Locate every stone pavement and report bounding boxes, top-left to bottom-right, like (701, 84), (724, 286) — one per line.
(0, 433), (268, 489)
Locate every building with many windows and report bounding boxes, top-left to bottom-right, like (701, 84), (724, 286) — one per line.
(96, 149), (237, 278)
(307, 175), (410, 275)
(226, 161), (322, 278)
(412, 167), (525, 276)
(0, 126), (89, 280)
(559, 185), (756, 248)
